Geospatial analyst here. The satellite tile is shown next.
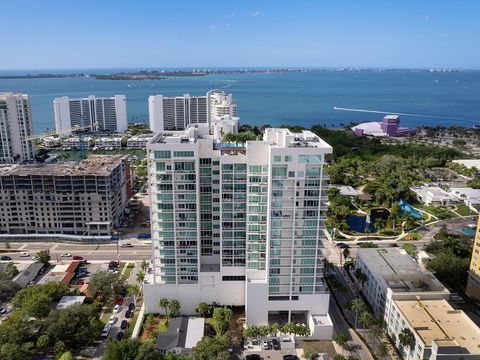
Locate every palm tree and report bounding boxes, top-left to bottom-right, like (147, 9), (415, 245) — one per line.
(378, 343), (388, 360)
(359, 311), (374, 330)
(398, 328), (415, 355)
(270, 323), (280, 337)
(140, 260), (149, 273)
(370, 324), (382, 353)
(342, 247), (351, 260)
(169, 299), (181, 318)
(127, 284), (140, 303)
(136, 270), (145, 284)
(349, 298), (365, 329)
(159, 297), (170, 324)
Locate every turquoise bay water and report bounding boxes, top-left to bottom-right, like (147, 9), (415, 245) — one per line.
(0, 70), (479, 133)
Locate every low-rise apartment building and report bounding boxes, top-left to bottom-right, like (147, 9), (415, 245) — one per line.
(94, 137), (122, 150)
(387, 299), (480, 360)
(356, 248), (480, 360)
(0, 155), (131, 236)
(127, 134), (153, 149)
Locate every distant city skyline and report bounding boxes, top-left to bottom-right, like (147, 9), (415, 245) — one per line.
(2, 0), (480, 69)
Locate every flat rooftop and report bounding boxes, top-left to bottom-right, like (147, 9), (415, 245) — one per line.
(0, 155), (126, 177)
(358, 248), (421, 276)
(357, 248), (447, 292)
(395, 299), (480, 354)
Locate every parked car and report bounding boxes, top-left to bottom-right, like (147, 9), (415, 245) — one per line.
(113, 304), (121, 314)
(116, 298), (124, 305)
(101, 324), (112, 338)
(261, 339), (270, 350)
(120, 319), (129, 329)
(125, 309), (132, 318)
(245, 355), (261, 360)
(283, 355), (299, 360)
(108, 315), (117, 325)
(31, 256), (40, 262)
(120, 243), (134, 248)
(19, 252), (30, 257)
(72, 255), (83, 260)
(60, 253), (72, 257)
(389, 243), (399, 247)
(272, 338), (281, 350)
(1, 256), (12, 261)
(128, 302), (135, 311)
(116, 331), (124, 341)
(0, 308), (7, 314)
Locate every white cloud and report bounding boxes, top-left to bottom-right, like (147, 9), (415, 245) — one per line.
(424, 15), (430, 21)
(208, 24), (218, 32)
(249, 10), (260, 17)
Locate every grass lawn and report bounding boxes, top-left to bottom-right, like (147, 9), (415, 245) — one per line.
(122, 263), (135, 279)
(422, 205), (456, 219)
(455, 204), (475, 216)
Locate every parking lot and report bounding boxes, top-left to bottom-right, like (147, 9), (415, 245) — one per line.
(244, 338), (300, 360)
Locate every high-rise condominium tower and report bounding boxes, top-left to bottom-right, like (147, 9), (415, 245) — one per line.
(148, 94), (208, 132)
(148, 90), (237, 133)
(53, 95), (128, 134)
(144, 123), (333, 338)
(0, 92), (36, 164)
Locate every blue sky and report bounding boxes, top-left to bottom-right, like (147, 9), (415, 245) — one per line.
(2, 0), (479, 69)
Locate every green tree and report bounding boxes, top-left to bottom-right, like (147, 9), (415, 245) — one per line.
(398, 328), (415, 354)
(136, 271), (145, 284)
(378, 343), (389, 360)
(196, 302), (211, 317)
(159, 298), (170, 324)
(332, 354), (347, 360)
(402, 243), (417, 257)
(0, 342), (33, 360)
(88, 271), (126, 301)
(191, 335), (229, 360)
(333, 332), (349, 354)
(169, 299), (181, 318)
(349, 298), (365, 329)
(370, 324), (382, 352)
(425, 252), (470, 286)
(44, 304), (102, 352)
(2, 262), (18, 279)
(270, 322), (280, 336)
(127, 284), (141, 303)
(342, 248), (351, 260)
(12, 282), (70, 311)
(36, 249), (51, 265)
(359, 311), (374, 329)
(0, 280), (20, 302)
(23, 292), (53, 318)
(135, 342), (163, 360)
(243, 325), (260, 338)
(58, 351), (74, 360)
(140, 260), (149, 273)
(211, 307), (233, 337)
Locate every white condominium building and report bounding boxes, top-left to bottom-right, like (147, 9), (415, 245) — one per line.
(0, 92), (36, 164)
(53, 95), (128, 134)
(144, 123), (333, 339)
(207, 89), (237, 126)
(148, 94), (208, 132)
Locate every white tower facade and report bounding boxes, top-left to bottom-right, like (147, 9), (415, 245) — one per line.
(0, 92), (36, 163)
(144, 124), (333, 338)
(53, 95), (127, 134)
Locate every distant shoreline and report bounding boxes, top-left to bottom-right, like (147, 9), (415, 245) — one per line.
(0, 67), (475, 80)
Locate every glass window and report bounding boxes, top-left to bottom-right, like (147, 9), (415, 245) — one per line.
(299, 154), (322, 163)
(173, 151), (194, 157)
(285, 155), (292, 162)
(273, 155), (281, 162)
(272, 167), (287, 177)
(154, 150), (171, 159)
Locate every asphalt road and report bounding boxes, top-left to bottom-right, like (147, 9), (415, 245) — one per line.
(0, 241), (152, 262)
